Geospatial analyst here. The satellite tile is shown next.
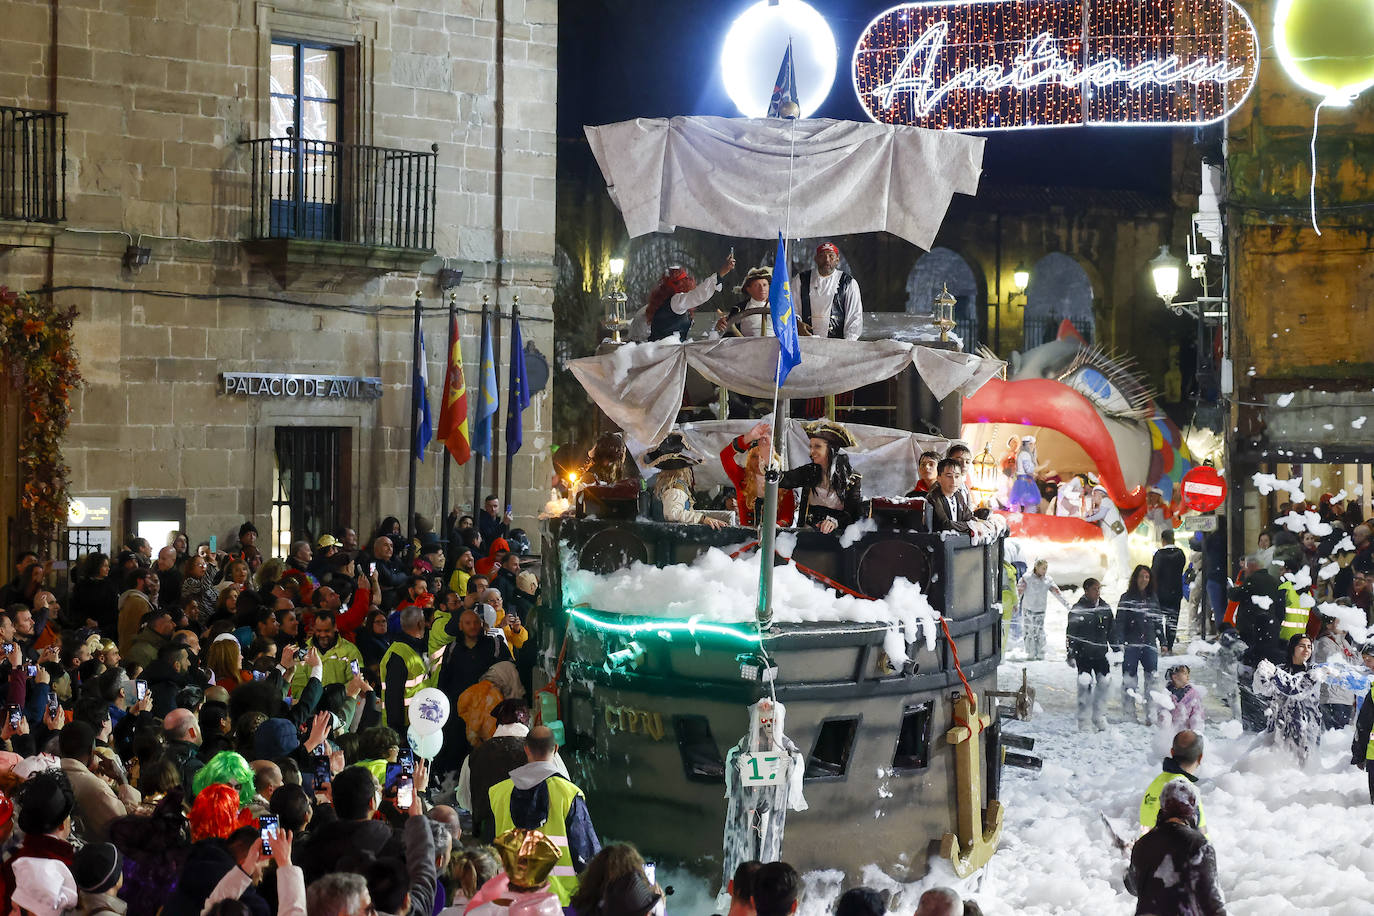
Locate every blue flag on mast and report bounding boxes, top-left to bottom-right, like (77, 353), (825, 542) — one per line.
(769, 232), (801, 386)
(413, 330), (434, 461)
(505, 314), (531, 454)
(471, 314), (499, 459)
(767, 39), (798, 118)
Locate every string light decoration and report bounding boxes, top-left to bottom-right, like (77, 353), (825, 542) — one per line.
(852, 0), (1259, 130)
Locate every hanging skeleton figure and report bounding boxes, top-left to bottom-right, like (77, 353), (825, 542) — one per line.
(721, 698), (807, 889)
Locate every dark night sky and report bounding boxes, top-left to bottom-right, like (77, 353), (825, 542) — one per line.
(558, 0), (1177, 194)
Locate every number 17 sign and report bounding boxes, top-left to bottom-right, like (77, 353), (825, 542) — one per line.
(738, 752), (788, 786)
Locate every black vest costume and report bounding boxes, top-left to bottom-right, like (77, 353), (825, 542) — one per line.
(797, 269), (854, 339)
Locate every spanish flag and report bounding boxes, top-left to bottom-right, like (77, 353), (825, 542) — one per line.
(436, 314), (471, 464)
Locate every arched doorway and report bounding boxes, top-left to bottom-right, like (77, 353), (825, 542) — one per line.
(1023, 253), (1095, 350)
(906, 248), (980, 350)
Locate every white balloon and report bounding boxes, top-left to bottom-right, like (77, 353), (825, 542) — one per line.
(409, 727), (443, 761)
(720, 0), (837, 118)
(407, 687), (450, 737)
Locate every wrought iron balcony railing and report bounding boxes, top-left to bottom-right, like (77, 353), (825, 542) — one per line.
(243, 134), (438, 251)
(0, 106), (66, 223)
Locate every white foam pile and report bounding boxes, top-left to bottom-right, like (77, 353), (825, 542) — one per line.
(563, 546), (940, 665)
(657, 592), (1374, 915)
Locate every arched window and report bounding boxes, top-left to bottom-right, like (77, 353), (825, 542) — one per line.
(1023, 253), (1095, 350)
(906, 248), (980, 350)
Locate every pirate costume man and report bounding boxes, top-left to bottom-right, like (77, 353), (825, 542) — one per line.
(715, 266), (774, 337)
(646, 433), (732, 529)
(796, 242), (863, 340)
(778, 419), (864, 535)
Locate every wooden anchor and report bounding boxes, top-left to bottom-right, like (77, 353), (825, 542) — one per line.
(939, 693), (1004, 878)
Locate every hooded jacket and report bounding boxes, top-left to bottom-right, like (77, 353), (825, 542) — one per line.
(292, 815), (400, 886)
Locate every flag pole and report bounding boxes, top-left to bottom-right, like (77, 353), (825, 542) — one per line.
(756, 59), (800, 631)
(472, 295), (490, 517)
(502, 296), (520, 517)
(406, 290), (422, 545)
(440, 290), (456, 532)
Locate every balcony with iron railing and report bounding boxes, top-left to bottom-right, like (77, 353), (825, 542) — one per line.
(242, 132), (438, 276)
(0, 106), (66, 231)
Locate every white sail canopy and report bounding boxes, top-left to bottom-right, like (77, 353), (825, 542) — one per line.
(568, 337), (1004, 448)
(585, 117), (985, 249)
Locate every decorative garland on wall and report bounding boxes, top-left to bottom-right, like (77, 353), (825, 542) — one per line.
(0, 287), (81, 547)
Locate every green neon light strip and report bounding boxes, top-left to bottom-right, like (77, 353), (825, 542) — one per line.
(566, 607), (762, 644)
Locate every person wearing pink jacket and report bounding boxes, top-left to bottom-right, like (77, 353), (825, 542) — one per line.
(1156, 664), (1205, 734)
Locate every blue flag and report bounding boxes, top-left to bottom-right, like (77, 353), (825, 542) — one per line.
(413, 329), (434, 461)
(506, 314), (531, 454)
(472, 314), (499, 459)
(769, 232), (801, 385)
(767, 39), (798, 118)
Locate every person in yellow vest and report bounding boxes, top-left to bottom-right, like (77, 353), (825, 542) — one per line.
(489, 725), (600, 906)
(427, 588), (464, 672)
(1349, 643), (1374, 804)
(1276, 574), (1309, 644)
(381, 606), (430, 735)
(1139, 729), (1207, 835)
(289, 608), (364, 697)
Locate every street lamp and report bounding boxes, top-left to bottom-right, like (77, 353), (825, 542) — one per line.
(1012, 264), (1030, 296)
(1150, 246), (1181, 306)
(604, 257), (628, 344)
(969, 444), (999, 508)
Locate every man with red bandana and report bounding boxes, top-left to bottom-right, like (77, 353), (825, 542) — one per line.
(796, 241), (863, 340)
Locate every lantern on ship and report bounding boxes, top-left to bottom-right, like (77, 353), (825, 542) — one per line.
(968, 444), (999, 508)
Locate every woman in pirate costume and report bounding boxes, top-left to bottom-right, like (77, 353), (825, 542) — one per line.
(778, 419), (864, 535)
(646, 433), (731, 529)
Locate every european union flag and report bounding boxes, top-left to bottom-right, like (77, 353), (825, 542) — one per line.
(472, 313), (499, 459)
(769, 232), (801, 386)
(505, 314), (531, 454)
(412, 329), (433, 461)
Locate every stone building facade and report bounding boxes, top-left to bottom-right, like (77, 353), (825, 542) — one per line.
(1226, 0), (1374, 547)
(0, 0), (558, 561)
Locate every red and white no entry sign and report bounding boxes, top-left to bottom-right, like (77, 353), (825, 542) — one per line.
(1180, 466), (1227, 513)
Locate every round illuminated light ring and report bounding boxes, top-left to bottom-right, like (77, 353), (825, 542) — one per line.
(720, 0), (838, 118)
(1274, 0), (1374, 106)
(851, 0), (1260, 131)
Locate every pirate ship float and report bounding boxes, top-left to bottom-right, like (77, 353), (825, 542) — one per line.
(533, 116), (1018, 885)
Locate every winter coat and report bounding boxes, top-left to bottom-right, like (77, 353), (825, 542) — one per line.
(1229, 570), (1285, 666)
(1115, 592), (1165, 649)
(292, 815), (400, 885)
(162, 839), (268, 916)
(75, 889), (127, 916)
(1128, 820), (1227, 915)
(144, 657), (192, 718)
(60, 755), (140, 843)
(1351, 685), (1374, 765)
(1157, 684), (1205, 734)
(1252, 660), (1324, 763)
(1152, 546), (1188, 606)
(469, 734), (529, 843)
(1314, 633), (1360, 706)
(72, 576), (120, 635)
(1066, 596), (1115, 663)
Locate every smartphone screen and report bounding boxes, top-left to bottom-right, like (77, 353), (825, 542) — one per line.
(399, 749), (414, 777)
(395, 776), (413, 809)
(7, 707), (19, 728)
(209, 535), (218, 553)
(47, 692), (59, 716)
(135, 680), (147, 701)
(260, 815), (279, 855)
(25, 665), (36, 679)
(295, 646), (308, 662)
(1, 644), (12, 655)
(369, 562), (377, 576)
(313, 755), (332, 788)
(251, 670), (266, 681)
(644, 862), (656, 887)
(349, 659), (360, 676)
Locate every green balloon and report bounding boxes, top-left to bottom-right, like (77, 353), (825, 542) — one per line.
(1277, 0), (1374, 100)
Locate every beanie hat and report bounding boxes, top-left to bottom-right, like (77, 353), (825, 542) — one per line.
(253, 717), (301, 760)
(12, 859), (78, 914)
(1158, 778), (1199, 826)
(72, 842), (123, 893)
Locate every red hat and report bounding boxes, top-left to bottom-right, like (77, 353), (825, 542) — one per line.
(815, 242), (838, 256)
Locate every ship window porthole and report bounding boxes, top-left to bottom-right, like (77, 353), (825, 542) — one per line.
(673, 715), (726, 784)
(804, 717), (860, 781)
(892, 702), (934, 771)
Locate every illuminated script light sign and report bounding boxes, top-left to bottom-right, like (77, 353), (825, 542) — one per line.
(853, 0), (1259, 130)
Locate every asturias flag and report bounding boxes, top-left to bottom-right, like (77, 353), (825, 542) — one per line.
(413, 329), (434, 461)
(472, 314), (499, 459)
(767, 39), (798, 118)
(505, 314), (531, 454)
(436, 315), (471, 464)
(769, 232), (801, 386)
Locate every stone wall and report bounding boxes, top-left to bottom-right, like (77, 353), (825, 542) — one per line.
(0, 0), (557, 558)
